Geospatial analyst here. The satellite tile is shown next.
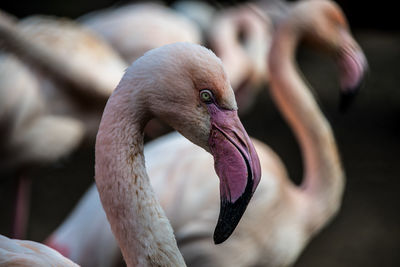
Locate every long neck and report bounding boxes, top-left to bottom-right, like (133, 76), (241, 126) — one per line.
(95, 84), (185, 266)
(268, 22), (344, 229)
(0, 11), (109, 104)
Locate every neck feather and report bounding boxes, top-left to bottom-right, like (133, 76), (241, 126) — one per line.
(95, 83), (185, 266)
(268, 22), (344, 230)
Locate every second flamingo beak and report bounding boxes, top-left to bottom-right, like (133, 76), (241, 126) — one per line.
(207, 103), (261, 244)
(337, 35), (368, 112)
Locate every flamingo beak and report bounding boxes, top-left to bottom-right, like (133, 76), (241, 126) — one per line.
(337, 39), (368, 112)
(207, 103), (261, 244)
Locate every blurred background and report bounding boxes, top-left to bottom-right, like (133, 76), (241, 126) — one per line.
(0, 0), (399, 266)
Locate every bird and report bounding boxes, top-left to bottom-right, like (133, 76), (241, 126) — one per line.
(0, 13), (127, 236)
(81, 2), (273, 114)
(3, 42), (262, 266)
(0, 234), (78, 267)
(94, 42), (262, 266)
(45, 0), (367, 266)
(0, 11), (127, 142)
(172, 0), (217, 36)
(206, 3), (272, 113)
(0, 51), (85, 239)
(80, 2), (202, 64)
(0, 10), (126, 238)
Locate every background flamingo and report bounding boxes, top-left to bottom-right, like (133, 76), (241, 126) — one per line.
(46, 0), (367, 266)
(0, 10), (127, 142)
(80, 2), (273, 115)
(0, 234), (78, 266)
(206, 3), (272, 112)
(80, 2), (202, 64)
(0, 51), (85, 239)
(0, 11), (127, 239)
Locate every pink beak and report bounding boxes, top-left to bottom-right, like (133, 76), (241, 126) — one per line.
(337, 33), (368, 112)
(207, 103), (261, 244)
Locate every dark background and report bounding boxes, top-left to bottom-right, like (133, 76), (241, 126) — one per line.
(0, 1), (399, 266)
(1, 0), (399, 31)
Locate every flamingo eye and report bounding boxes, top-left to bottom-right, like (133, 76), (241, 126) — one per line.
(200, 89), (214, 103)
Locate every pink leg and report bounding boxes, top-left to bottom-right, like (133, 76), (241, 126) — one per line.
(12, 173), (32, 239)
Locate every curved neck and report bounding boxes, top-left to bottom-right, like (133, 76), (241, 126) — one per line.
(268, 22), (344, 227)
(95, 83), (185, 266)
(211, 18), (251, 89)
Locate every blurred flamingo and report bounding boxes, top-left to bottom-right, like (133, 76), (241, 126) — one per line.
(0, 11), (127, 142)
(0, 52), (84, 239)
(172, 0), (217, 36)
(80, 2), (202, 64)
(46, 0), (367, 266)
(0, 234), (78, 266)
(82, 2), (273, 115)
(207, 3), (272, 112)
(0, 10), (125, 238)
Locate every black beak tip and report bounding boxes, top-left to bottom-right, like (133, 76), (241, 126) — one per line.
(213, 187), (254, 244)
(338, 84), (361, 113)
(213, 203), (239, 244)
(213, 226), (231, 244)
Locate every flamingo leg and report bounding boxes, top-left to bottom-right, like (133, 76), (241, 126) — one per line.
(11, 172), (32, 239)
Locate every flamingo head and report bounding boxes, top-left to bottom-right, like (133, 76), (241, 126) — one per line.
(131, 42), (261, 244)
(295, 0), (368, 111)
(209, 5), (271, 114)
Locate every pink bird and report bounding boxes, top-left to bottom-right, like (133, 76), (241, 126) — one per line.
(94, 42), (261, 266)
(81, 2), (202, 64)
(3, 42), (262, 266)
(207, 4), (272, 112)
(0, 11), (127, 142)
(0, 234), (78, 266)
(0, 51), (85, 239)
(0, 11), (127, 239)
(46, 0), (367, 266)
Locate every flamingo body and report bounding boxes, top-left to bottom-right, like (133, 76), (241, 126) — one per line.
(0, 14), (127, 141)
(0, 234), (78, 267)
(0, 53), (84, 171)
(81, 3), (201, 63)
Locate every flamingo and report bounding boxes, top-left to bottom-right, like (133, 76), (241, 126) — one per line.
(2, 42), (261, 266)
(0, 234), (78, 266)
(80, 3), (202, 64)
(81, 2), (273, 115)
(0, 52), (85, 239)
(0, 11), (127, 141)
(207, 3), (272, 112)
(172, 0), (217, 36)
(94, 41), (261, 266)
(0, 10), (126, 238)
(46, 0), (367, 266)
